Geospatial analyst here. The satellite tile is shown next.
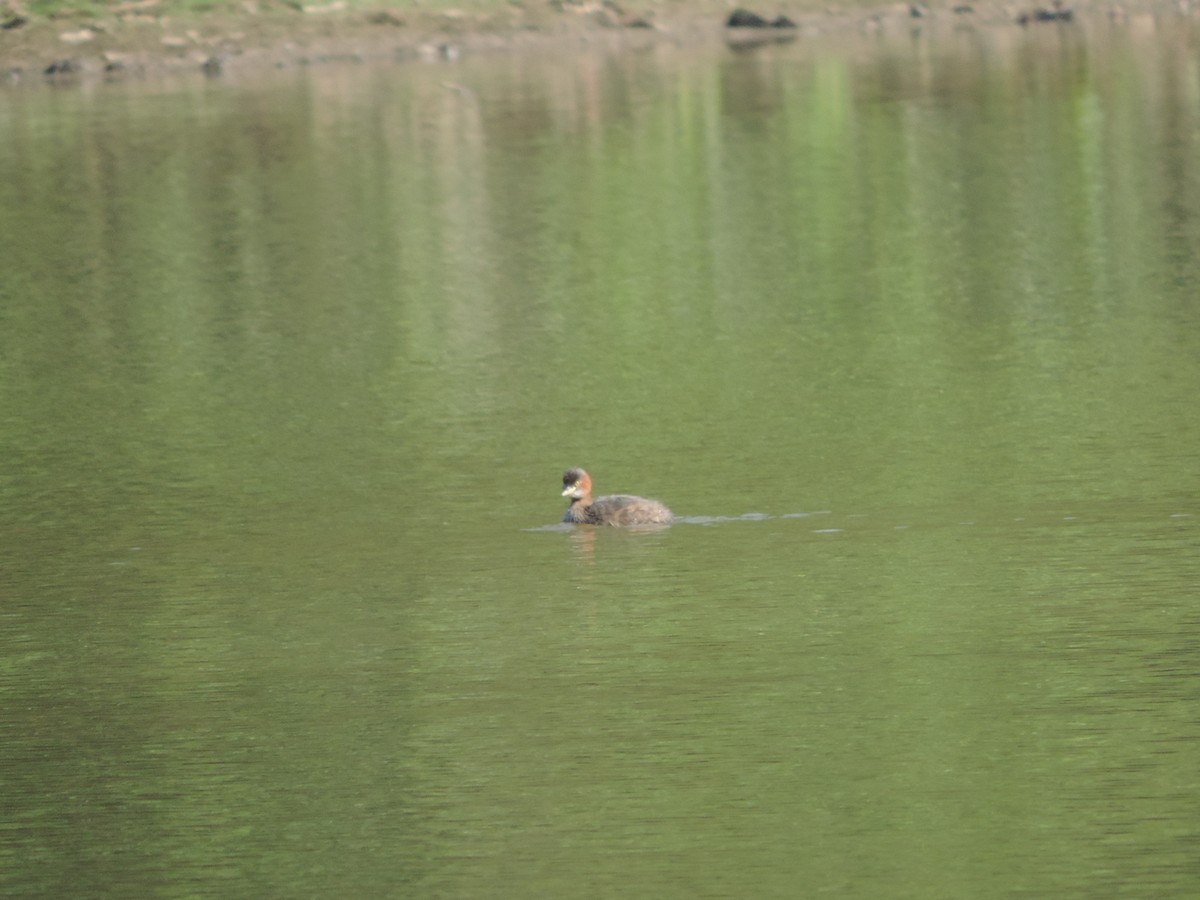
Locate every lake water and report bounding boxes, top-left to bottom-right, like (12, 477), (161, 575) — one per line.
(2, 16), (1199, 897)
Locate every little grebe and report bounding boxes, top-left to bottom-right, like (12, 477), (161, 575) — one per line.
(561, 468), (673, 526)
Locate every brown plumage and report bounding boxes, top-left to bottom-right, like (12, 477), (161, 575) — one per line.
(561, 468), (674, 526)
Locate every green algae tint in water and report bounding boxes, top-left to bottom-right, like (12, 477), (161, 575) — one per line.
(2, 21), (1200, 899)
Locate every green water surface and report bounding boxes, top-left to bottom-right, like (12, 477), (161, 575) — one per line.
(2, 20), (1198, 898)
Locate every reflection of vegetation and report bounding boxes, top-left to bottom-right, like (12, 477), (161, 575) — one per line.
(1, 22), (1198, 524)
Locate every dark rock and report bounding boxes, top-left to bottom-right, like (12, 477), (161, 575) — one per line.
(770, 15), (796, 28)
(44, 59), (79, 76)
(727, 9), (770, 28)
(1019, 3), (1073, 23)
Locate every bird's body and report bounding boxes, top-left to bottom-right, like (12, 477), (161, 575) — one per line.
(560, 468), (673, 527)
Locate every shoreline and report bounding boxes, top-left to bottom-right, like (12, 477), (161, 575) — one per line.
(0, 1), (1190, 87)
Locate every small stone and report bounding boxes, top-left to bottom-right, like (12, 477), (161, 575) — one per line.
(59, 28), (96, 44)
(367, 10), (405, 26)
